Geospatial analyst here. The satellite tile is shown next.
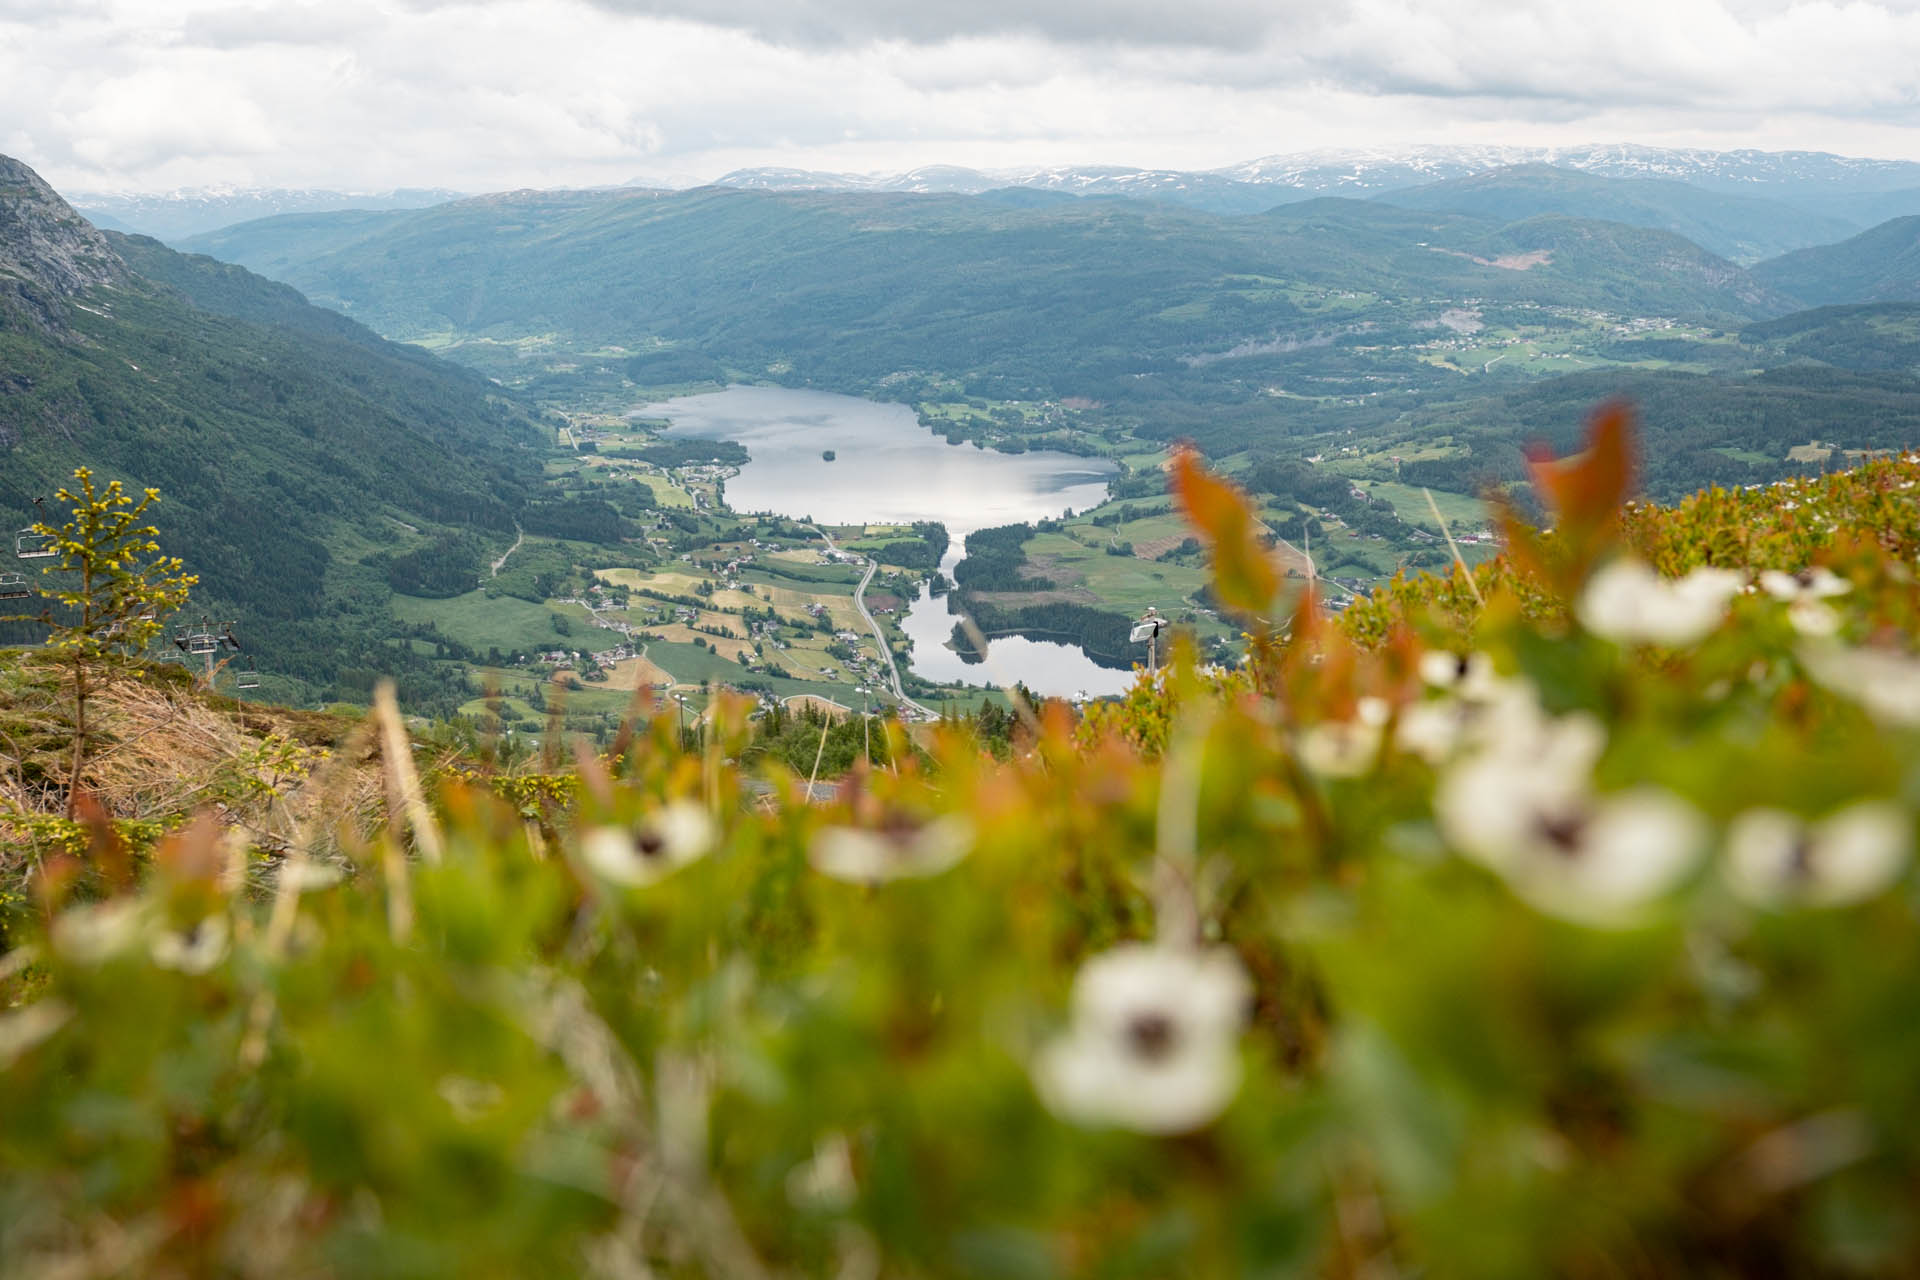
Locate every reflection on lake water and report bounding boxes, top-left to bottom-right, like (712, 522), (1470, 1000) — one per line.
(637, 386), (1142, 698)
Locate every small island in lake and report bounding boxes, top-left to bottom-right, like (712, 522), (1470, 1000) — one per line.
(822, 449), (836, 461)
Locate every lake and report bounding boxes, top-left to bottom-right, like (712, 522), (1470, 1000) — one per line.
(637, 386), (1140, 698)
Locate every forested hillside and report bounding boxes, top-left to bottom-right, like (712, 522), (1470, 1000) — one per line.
(181, 186), (1792, 394)
(1752, 214), (1920, 305)
(0, 155), (551, 708)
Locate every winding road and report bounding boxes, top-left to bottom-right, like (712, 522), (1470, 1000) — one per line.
(808, 524), (937, 721)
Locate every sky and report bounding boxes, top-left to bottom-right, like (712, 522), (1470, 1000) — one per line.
(6, 0), (1920, 195)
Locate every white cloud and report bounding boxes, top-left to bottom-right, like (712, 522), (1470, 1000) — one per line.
(0, 0), (1917, 195)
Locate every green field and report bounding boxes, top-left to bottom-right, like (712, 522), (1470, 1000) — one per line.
(1357, 481), (1492, 533)
(390, 590), (627, 656)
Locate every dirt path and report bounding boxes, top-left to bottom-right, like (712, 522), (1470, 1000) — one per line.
(490, 523), (525, 577)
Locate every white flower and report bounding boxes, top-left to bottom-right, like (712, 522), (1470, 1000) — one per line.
(1759, 569), (1850, 637)
(1437, 715), (1705, 924)
(278, 859), (345, 891)
(1760, 567), (1851, 603)
(1396, 670), (1540, 765)
(1418, 650), (1500, 699)
(150, 915), (229, 974)
(1578, 561), (1743, 647)
(810, 814), (971, 883)
(1724, 803), (1910, 908)
(51, 899), (145, 965)
(1435, 711), (1606, 869)
(580, 801), (716, 885)
(1033, 944), (1251, 1135)
(1297, 697), (1389, 777)
(1800, 644), (1920, 726)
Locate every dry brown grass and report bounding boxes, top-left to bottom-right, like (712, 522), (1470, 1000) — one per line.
(0, 654), (388, 874)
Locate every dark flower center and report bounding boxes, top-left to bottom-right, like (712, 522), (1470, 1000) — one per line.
(635, 829), (667, 858)
(1126, 1011), (1179, 1063)
(1454, 654), (1472, 679)
(1534, 809), (1589, 858)
(1785, 834), (1818, 882)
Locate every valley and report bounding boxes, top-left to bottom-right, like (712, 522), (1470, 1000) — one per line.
(12, 149), (1920, 733)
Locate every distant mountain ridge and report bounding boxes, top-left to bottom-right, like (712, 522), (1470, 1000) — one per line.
(1371, 164), (1860, 264)
(66, 186), (463, 244)
(709, 143), (1920, 213)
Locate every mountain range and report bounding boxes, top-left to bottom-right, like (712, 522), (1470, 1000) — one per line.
(702, 144), (1920, 246)
(177, 185), (1793, 399)
(66, 145), (1920, 252)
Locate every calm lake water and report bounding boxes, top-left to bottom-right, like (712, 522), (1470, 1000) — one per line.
(636, 386), (1138, 698)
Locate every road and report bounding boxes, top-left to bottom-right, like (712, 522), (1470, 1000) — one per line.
(490, 523), (524, 577)
(808, 524), (937, 721)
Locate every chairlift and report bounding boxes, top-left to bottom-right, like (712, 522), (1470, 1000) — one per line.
(1129, 618), (1169, 644)
(235, 663), (260, 690)
(0, 572), (30, 601)
(174, 617), (223, 656)
(14, 528), (54, 560)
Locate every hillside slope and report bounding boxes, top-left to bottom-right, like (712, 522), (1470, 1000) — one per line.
(180, 187), (1793, 396)
(0, 154), (549, 707)
(1374, 164), (1858, 264)
(1752, 214), (1920, 306)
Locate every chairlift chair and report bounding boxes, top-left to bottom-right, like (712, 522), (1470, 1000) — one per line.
(175, 617), (222, 656)
(235, 663), (260, 690)
(14, 529), (54, 559)
(0, 572), (30, 601)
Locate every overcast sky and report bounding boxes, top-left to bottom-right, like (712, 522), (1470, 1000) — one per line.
(7, 0), (1920, 194)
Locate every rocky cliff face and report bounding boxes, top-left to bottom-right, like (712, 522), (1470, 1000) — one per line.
(0, 155), (125, 329)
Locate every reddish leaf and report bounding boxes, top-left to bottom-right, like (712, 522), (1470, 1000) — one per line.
(1170, 446), (1279, 617)
(1527, 400), (1635, 549)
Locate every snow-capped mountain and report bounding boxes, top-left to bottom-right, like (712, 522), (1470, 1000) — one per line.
(65, 186), (464, 244)
(710, 145), (1920, 224)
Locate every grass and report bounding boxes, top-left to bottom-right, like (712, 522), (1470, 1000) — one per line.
(390, 590), (626, 657)
(631, 473), (694, 508)
(1358, 481), (1491, 533)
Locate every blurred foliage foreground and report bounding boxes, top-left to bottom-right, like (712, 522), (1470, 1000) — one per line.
(9, 404), (1920, 1278)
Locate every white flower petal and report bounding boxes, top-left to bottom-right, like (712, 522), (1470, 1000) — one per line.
(809, 815), (971, 883)
(1508, 788), (1707, 924)
(1072, 944), (1251, 1041)
(51, 900), (145, 965)
(1034, 943), (1251, 1135)
(581, 801), (716, 886)
(1800, 644), (1920, 726)
(150, 915), (229, 974)
(1034, 1029), (1242, 1136)
(1578, 560), (1737, 647)
(1725, 803), (1910, 908)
